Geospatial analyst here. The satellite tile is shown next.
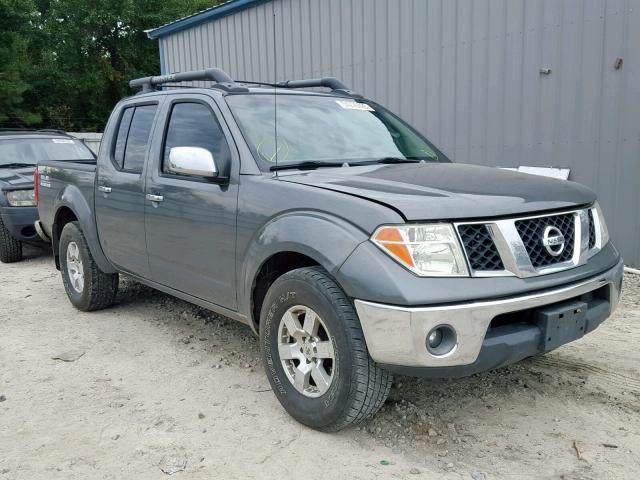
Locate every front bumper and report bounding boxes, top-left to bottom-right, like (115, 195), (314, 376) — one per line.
(0, 206), (41, 243)
(354, 259), (624, 374)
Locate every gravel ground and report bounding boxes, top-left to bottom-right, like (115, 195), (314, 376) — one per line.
(1, 246), (639, 479)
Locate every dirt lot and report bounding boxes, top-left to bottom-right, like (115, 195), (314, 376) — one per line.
(1, 246), (639, 479)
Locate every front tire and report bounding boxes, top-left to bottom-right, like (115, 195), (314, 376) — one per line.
(59, 221), (118, 311)
(260, 266), (392, 431)
(0, 216), (22, 263)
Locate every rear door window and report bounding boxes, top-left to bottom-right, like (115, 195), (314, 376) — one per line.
(123, 105), (157, 173)
(113, 107), (134, 168)
(112, 104), (157, 173)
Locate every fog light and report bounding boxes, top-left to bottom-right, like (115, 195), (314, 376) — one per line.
(428, 329), (443, 348)
(425, 325), (457, 356)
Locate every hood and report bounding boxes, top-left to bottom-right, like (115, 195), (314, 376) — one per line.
(278, 162), (596, 221)
(0, 165), (36, 190)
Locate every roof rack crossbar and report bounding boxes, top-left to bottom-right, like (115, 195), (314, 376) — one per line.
(277, 77), (347, 90)
(129, 68), (236, 93)
(276, 77), (361, 97)
(0, 128), (72, 137)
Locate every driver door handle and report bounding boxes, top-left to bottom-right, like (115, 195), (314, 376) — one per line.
(146, 194), (164, 202)
(98, 185), (112, 193)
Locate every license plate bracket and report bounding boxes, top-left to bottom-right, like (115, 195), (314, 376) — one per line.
(534, 299), (588, 351)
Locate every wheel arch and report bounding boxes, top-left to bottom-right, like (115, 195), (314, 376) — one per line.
(241, 211), (369, 333)
(51, 186), (116, 273)
(249, 251), (320, 333)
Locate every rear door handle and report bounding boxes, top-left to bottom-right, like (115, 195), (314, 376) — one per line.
(146, 194), (164, 202)
(98, 185), (112, 193)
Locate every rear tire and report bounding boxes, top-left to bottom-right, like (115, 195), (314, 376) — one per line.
(0, 215), (22, 263)
(59, 221), (118, 311)
(259, 266), (392, 431)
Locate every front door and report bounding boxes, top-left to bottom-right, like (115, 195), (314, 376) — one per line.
(95, 101), (160, 277)
(144, 95), (239, 310)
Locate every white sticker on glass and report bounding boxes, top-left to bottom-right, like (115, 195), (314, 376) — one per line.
(51, 139), (75, 144)
(335, 100), (374, 111)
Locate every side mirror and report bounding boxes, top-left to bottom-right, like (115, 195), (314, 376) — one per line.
(167, 146), (218, 178)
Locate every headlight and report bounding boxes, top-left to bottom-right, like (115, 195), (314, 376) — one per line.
(6, 189), (36, 207)
(593, 202), (609, 247)
(372, 224), (469, 277)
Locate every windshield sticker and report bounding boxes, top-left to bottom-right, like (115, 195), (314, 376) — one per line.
(335, 100), (374, 111)
(51, 139), (75, 144)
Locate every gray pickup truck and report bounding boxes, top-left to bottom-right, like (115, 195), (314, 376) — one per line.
(36, 69), (623, 431)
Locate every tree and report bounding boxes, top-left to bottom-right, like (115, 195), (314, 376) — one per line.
(1, 0), (222, 131)
(0, 0), (41, 126)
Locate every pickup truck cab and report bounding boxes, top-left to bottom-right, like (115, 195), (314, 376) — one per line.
(36, 69), (623, 431)
(0, 129), (94, 262)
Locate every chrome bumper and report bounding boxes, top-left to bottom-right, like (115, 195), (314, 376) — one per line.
(34, 220), (50, 242)
(354, 259), (624, 368)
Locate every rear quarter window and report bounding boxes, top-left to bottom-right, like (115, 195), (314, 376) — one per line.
(112, 104), (157, 173)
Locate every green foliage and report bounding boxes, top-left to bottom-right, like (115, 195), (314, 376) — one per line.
(0, 0), (221, 131)
(0, 0), (41, 126)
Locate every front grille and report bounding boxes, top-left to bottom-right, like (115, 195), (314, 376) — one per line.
(588, 209), (596, 249)
(458, 224), (504, 271)
(515, 213), (575, 268)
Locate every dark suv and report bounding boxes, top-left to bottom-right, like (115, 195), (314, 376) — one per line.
(0, 129), (95, 262)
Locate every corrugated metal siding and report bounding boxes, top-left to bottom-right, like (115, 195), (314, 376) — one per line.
(159, 0), (640, 266)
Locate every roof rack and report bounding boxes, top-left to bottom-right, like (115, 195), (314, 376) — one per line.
(0, 128), (72, 137)
(276, 77), (361, 97)
(129, 68), (248, 93)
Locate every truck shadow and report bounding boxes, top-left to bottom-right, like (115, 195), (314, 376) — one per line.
(22, 244), (52, 260)
(109, 275), (639, 462)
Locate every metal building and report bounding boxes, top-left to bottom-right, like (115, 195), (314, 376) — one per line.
(147, 0), (640, 266)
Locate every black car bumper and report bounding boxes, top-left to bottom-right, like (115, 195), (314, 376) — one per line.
(1, 207), (43, 243)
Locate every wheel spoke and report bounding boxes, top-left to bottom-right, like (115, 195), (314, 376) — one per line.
(302, 308), (319, 336)
(282, 311), (303, 337)
(293, 364), (311, 391)
(315, 340), (334, 359)
(278, 342), (299, 360)
(310, 364), (331, 395)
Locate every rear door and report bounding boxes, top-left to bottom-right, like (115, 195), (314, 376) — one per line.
(144, 94), (239, 310)
(95, 99), (161, 277)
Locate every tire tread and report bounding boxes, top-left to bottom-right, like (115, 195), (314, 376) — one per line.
(0, 216), (22, 263)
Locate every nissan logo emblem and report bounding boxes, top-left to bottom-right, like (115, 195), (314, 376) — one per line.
(542, 226), (566, 256)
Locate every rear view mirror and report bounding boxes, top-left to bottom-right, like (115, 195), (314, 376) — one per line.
(168, 146), (218, 178)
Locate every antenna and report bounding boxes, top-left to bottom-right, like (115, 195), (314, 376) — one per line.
(273, 2), (278, 175)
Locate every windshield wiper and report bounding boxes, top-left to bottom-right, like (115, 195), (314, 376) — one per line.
(368, 156), (436, 164)
(270, 161), (346, 171)
(270, 156), (437, 171)
(0, 163), (35, 169)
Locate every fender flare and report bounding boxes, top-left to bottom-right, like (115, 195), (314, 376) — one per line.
(52, 185), (116, 273)
(238, 210), (369, 318)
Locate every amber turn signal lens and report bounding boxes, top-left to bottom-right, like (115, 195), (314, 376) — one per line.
(371, 224), (469, 277)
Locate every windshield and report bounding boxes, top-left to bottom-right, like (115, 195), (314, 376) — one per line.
(0, 138), (94, 167)
(226, 94), (446, 169)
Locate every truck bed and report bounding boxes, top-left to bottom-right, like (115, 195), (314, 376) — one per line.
(37, 159), (97, 240)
